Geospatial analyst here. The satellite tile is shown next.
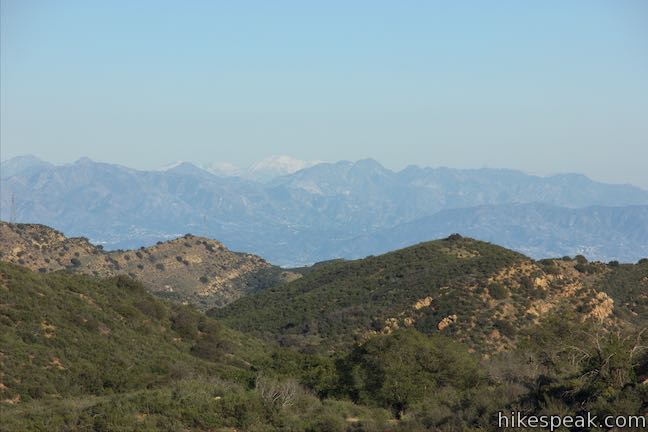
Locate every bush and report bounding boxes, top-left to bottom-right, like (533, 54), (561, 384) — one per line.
(340, 329), (480, 417)
(493, 319), (516, 338)
(171, 306), (199, 339)
(575, 263), (596, 274)
(191, 332), (229, 360)
(135, 298), (166, 320)
(488, 283), (508, 300)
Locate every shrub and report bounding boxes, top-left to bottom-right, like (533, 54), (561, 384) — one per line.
(171, 306), (199, 339)
(340, 329), (480, 417)
(488, 283), (508, 300)
(134, 298), (166, 320)
(255, 376), (302, 411)
(575, 263), (596, 274)
(493, 319), (517, 338)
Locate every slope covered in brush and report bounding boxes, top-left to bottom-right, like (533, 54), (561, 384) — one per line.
(0, 263), (394, 431)
(212, 235), (647, 354)
(0, 222), (298, 309)
(212, 235), (523, 352)
(0, 262), (275, 403)
(2, 259), (646, 431)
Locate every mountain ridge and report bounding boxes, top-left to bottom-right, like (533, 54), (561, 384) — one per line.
(212, 234), (648, 355)
(0, 222), (297, 309)
(2, 155), (647, 265)
(338, 203), (648, 263)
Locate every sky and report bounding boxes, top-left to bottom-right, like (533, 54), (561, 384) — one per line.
(1, 0), (647, 187)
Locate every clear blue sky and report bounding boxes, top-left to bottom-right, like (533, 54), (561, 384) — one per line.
(2, 0), (647, 187)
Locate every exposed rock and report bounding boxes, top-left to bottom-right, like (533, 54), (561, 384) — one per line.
(437, 314), (458, 331)
(586, 292), (614, 322)
(382, 317), (400, 334)
(413, 296), (433, 310)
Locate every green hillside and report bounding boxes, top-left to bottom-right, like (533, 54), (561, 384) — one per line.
(0, 263), (393, 431)
(211, 236), (647, 356)
(2, 252), (647, 431)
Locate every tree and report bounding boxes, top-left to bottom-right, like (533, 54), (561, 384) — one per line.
(340, 329), (480, 417)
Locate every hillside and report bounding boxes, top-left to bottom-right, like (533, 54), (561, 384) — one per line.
(0, 222), (298, 309)
(0, 262), (401, 431)
(212, 235), (648, 354)
(0, 262), (267, 404)
(2, 250), (646, 430)
(3, 156), (648, 265)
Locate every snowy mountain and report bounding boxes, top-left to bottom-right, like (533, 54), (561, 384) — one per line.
(244, 155), (322, 182)
(202, 162), (242, 177)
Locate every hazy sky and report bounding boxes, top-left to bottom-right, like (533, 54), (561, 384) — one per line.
(2, 0), (647, 187)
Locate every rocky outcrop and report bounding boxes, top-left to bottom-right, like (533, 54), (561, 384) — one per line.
(437, 314), (458, 331)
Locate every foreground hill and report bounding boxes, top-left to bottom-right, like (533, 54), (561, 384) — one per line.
(212, 235), (648, 354)
(2, 257), (646, 430)
(0, 263), (398, 431)
(3, 156), (648, 265)
(0, 262), (266, 404)
(0, 222), (297, 309)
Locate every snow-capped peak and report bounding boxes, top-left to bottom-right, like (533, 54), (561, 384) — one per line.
(157, 160), (189, 171)
(202, 162), (242, 177)
(246, 155), (322, 182)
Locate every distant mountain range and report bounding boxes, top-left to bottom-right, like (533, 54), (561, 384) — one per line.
(2, 155), (647, 265)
